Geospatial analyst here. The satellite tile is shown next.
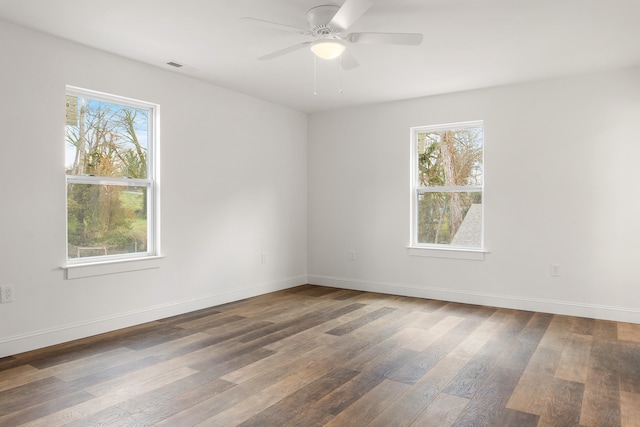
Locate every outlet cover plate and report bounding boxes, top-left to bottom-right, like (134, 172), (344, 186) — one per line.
(0, 285), (14, 303)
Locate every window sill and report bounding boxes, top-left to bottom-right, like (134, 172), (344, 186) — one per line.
(63, 255), (164, 279)
(407, 246), (488, 261)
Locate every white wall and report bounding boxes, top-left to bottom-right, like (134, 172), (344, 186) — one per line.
(0, 21), (308, 357)
(308, 66), (640, 323)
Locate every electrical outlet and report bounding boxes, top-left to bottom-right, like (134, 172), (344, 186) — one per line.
(0, 285), (14, 303)
(550, 264), (561, 277)
(261, 252), (267, 264)
(348, 251), (356, 261)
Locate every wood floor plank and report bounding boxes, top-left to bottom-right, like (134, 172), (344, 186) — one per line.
(447, 319), (501, 361)
(175, 312), (245, 332)
(507, 371), (555, 415)
(554, 333), (592, 383)
(620, 391), (640, 427)
(322, 379), (411, 427)
(0, 356), (19, 372)
(84, 365), (198, 401)
(157, 306), (221, 326)
(368, 355), (469, 427)
(450, 366), (522, 427)
(221, 333), (339, 384)
(62, 405), (133, 427)
(386, 318), (480, 384)
(618, 341), (640, 394)
(507, 313), (573, 416)
(246, 295), (361, 325)
(311, 372), (387, 418)
(410, 392), (469, 426)
(571, 316), (595, 336)
(397, 315), (466, 352)
(0, 376), (78, 415)
(194, 359), (336, 426)
(155, 357), (333, 426)
(19, 394), (126, 427)
(187, 320), (275, 353)
(124, 376), (236, 426)
(301, 286), (345, 298)
(580, 320), (621, 427)
(0, 389), (95, 427)
(537, 377), (584, 427)
(538, 315), (577, 354)
(188, 346), (277, 378)
(47, 346), (144, 382)
(261, 305), (372, 352)
(444, 314), (550, 399)
(236, 367), (359, 427)
(344, 304), (422, 344)
(519, 317), (566, 376)
(239, 302), (366, 344)
(119, 324), (196, 351)
(618, 322), (640, 343)
(498, 312), (553, 375)
(0, 364), (53, 393)
(65, 355), (164, 390)
(443, 337), (506, 399)
(494, 407), (539, 427)
(325, 306), (397, 336)
(137, 331), (217, 359)
(328, 289), (365, 300)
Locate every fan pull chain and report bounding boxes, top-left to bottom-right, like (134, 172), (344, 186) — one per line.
(313, 55), (318, 96)
(338, 57), (343, 95)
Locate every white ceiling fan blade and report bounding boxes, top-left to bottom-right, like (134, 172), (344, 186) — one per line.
(241, 17), (310, 35)
(339, 51), (359, 70)
(347, 32), (424, 45)
(329, 0), (373, 31)
(258, 42), (312, 61)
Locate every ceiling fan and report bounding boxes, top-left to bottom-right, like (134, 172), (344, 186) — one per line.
(243, 0), (423, 70)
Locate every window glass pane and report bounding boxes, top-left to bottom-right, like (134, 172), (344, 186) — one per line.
(65, 95), (149, 178)
(416, 127), (483, 187)
(417, 191), (482, 247)
(67, 183), (148, 259)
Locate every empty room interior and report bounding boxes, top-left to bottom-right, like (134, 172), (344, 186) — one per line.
(1, 0), (640, 425)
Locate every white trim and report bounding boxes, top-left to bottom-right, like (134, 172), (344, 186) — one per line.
(64, 86), (160, 265)
(409, 120), (485, 250)
(407, 246), (488, 260)
(307, 274), (640, 324)
(411, 120), (485, 133)
(64, 255), (164, 279)
(0, 275), (307, 358)
(66, 86), (156, 110)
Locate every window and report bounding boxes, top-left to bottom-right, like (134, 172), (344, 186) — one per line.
(410, 121), (484, 251)
(65, 87), (158, 264)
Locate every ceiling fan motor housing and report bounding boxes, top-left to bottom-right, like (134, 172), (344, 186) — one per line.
(307, 5), (340, 35)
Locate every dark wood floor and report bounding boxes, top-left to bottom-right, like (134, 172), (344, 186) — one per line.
(1, 285), (639, 426)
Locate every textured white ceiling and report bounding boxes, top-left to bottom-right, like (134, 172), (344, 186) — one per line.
(1, 0), (639, 113)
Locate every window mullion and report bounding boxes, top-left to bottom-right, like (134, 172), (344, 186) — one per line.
(66, 175), (151, 187)
(417, 185), (483, 194)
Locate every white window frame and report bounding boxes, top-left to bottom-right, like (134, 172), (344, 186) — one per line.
(409, 120), (487, 260)
(64, 86), (161, 271)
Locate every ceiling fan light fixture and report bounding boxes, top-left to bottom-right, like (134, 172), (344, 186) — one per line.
(310, 38), (346, 60)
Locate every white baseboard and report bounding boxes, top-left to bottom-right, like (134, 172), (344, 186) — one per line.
(0, 275), (306, 358)
(308, 274), (640, 324)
